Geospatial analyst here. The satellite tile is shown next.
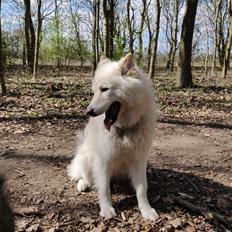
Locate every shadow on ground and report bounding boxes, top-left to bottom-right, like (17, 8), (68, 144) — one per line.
(1, 151), (232, 231)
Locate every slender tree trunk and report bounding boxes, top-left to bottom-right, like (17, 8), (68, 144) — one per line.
(95, 0), (100, 63)
(166, 46), (173, 70)
(222, 0), (232, 78)
(54, 0), (60, 69)
(0, 0), (6, 95)
(109, 0), (115, 58)
(217, 1), (226, 69)
(149, 0), (161, 79)
(92, 0), (100, 73)
(176, 0), (198, 88)
(146, 13), (153, 70)
(137, 0), (147, 64)
(23, 42), (26, 66)
(24, 0), (35, 72)
(92, 0), (97, 71)
(204, 19), (209, 78)
(170, 0), (179, 72)
(211, 0), (222, 75)
(127, 0), (134, 54)
(33, 0), (42, 78)
(102, 0), (110, 57)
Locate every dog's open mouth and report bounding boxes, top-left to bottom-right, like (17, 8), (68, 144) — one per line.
(104, 102), (121, 131)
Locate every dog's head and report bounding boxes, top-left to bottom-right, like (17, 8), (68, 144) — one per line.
(87, 53), (151, 130)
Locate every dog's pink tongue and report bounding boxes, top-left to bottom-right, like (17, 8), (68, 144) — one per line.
(104, 119), (112, 131)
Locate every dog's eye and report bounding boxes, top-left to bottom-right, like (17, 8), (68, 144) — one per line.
(100, 87), (109, 92)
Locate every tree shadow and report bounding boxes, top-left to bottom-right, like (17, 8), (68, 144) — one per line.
(159, 117), (232, 130)
(1, 151), (232, 230)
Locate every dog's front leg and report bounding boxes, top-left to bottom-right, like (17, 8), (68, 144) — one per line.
(94, 159), (116, 219)
(130, 160), (159, 221)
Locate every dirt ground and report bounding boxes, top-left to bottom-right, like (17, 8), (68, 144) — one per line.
(0, 67), (232, 231)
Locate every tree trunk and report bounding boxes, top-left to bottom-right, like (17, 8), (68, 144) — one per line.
(109, 0), (115, 58)
(176, 0), (198, 88)
(24, 0), (35, 72)
(33, 0), (42, 78)
(137, 0), (147, 64)
(102, 0), (110, 57)
(170, 0), (179, 72)
(92, 0), (100, 73)
(149, 0), (161, 79)
(222, 0), (232, 78)
(0, 0), (6, 95)
(204, 17), (209, 78)
(127, 0), (134, 54)
(146, 13), (153, 71)
(54, 0), (60, 69)
(95, 0), (100, 63)
(211, 0), (222, 74)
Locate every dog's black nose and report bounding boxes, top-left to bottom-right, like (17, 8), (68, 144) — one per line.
(87, 108), (96, 116)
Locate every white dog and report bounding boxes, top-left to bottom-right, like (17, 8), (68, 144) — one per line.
(67, 53), (159, 221)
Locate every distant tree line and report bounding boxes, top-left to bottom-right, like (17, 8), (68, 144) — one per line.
(1, 0), (232, 95)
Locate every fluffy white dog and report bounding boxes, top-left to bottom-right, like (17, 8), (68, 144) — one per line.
(67, 53), (159, 221)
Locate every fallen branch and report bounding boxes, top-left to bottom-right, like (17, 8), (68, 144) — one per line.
(14, 206), (40, 217)
(169, 196), (232, 230)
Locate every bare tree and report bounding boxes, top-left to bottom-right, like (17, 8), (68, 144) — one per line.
(145, 0), (154, 70)
(149, 0), (161, 79)
(23, 0), (35, 72)
(102, 0), (110, 57)
(176, 0), (198, 88)
(127, 0), (135, 54)
(137, 0), (147, 64)
(163, 0), (182, 71)
(109, 0), (115, 58)
(33, 0), (42, 78)
(222, 0), (232, 78)
(0, 0), (6, 95)
(92, 0), (100, 71)
(54, 0), (60, 69)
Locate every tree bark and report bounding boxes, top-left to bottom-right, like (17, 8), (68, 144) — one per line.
(176, 0), (198, 88)
(222, 0), (232, 78)
(23, 0), (35, 72)
(204, 16), (209, 78)
(54, 0), (60, 69)
(170, 0), (180, 72)
(211, 0), (222, 74)
(137, 0), (147, 64)
(102, 0), (110, 57)
(109, 0), (115, 58)
(149, 0), (161, 79)
(33, 0), (42, 78)
(127, 0), (135, 54)
(92, 0), (100, 72)
(217, 1), (226, 69)
(0, 0), (6, 95)
(146, 12), (154, 70)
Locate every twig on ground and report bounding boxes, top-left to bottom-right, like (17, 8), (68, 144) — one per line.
(169, 196), (232, 230)
(14, 206), (40, 217)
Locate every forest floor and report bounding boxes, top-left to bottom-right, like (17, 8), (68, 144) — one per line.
(0, 66), (232, 232)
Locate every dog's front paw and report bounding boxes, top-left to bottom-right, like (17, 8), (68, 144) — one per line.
(77, 179), (90, 192)
(100, 206), (116, 219)
(140, 207), (159, 221)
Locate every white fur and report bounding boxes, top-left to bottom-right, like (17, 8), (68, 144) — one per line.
(67, 54), (159, 221)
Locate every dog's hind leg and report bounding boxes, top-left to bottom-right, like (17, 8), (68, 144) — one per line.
(67, 152), (92, 192)
(130, 159), (159, 221)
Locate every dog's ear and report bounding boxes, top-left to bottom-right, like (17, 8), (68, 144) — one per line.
(119, 53), (135, 75)
(97, 55), (111, 69)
